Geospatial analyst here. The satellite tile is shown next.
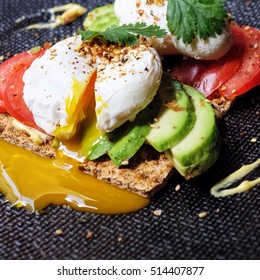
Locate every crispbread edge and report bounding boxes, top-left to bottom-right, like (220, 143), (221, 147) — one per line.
(0, 113), (174, 197)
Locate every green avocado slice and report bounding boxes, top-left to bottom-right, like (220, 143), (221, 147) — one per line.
(83, 96), (159, 167)
(169, 84), (220, 179)
(83, 4), (119, 31)
(146, 76), (195, 152)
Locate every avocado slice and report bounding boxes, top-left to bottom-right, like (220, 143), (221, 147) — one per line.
(82, 96), (159, 166)
(107, 98), (159, 167)
(83, 4), (119, 31)
(146, 76), (195, 152)
(169, 84), (220, 179)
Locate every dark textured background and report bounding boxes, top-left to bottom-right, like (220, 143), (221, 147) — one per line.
(0, 0), (259, 260)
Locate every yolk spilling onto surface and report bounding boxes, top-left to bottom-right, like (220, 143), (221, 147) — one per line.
(0, 139), (149, 214)
(0, 82), (148, 215)
(0, 70), (149, 215)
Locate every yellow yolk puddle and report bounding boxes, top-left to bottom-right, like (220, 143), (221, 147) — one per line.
(0, 139), (149, 214)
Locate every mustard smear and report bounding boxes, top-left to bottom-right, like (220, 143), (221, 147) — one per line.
(26, 3), (87, 29)
(211, 159), (260, 197)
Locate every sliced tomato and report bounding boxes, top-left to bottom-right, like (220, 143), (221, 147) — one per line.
(170, 56), (208, 85)
(170, 23), (259, 99)
(193, 24), (245, 96)
(0, 100), (6, 112)
(0, 46), (48, 112)
(218, 24), (260, 98)
(3, 66), (42, 131)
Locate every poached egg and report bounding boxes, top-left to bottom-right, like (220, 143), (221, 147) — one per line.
(23, 35), (162, 139)
(114, 0), (233, 60)
(95, 45), (162, 133)
(23, 36), (97, 140)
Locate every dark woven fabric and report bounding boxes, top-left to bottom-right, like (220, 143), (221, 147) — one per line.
(0, 0), (259, 260)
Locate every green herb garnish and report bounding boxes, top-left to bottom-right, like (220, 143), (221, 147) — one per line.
(78, 22), (167, 46)
(167, 0), (228, 44)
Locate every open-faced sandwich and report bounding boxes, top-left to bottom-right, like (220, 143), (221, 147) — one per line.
(0, 0), (259, 213)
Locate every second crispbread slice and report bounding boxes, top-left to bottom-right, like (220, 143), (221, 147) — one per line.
(80, 145), (174, 197)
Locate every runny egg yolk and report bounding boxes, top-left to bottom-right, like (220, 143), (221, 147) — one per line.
(52, 70), (97, 140)
(0, 76), (149, 214)
(0, 138), (149, 214)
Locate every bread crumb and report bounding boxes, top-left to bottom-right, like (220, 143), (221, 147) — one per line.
(86, 231), (93, 239)
(153, 209), (162, 216)
(175, 184), (181, 191)
(198, 212), (208, 218)
(55, 229), (63, 235)
(0, 55), (4, 61)
(250, 138), (257, 143)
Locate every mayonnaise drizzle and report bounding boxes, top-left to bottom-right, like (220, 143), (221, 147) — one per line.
(211, 159), (260, 197)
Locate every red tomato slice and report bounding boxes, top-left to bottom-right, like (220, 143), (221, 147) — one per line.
(218, 24), (260, 98)
(170, 24), (260, 99)
(170, 56), (207, 85)
(0, 100), (6, 112)
(0, 46), (47, 112)
(194, 24), (245, 96)
(3, 66), (42, 131)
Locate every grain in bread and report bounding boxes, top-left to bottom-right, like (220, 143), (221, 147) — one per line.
(80, 145), (174, 197)
(0, 113), (174, 197)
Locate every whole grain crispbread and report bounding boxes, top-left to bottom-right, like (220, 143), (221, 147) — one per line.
(0, 113), (56, 158)
(0, 113), (174, 197)
(80, 145), (175, 197)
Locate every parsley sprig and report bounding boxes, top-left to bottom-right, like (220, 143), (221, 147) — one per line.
(167, 0), (228, 44)
(78, 22), (167, 46)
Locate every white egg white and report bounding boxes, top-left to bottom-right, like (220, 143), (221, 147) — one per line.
(23, 35), (97, 139)
(114, 0), (233, 60)
(23, 35), (163, 138)
(95, 45), (162, 133)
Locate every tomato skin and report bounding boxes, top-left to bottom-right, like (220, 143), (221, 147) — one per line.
(0, 100), (6, 112)
(0, 45), (49, 129)
(218, 24), (260, 98)
(3, 66), (42, 131)
(0, 47), (47, 112)
(170, 23), (259, 99)
(194, 24), (245, 96)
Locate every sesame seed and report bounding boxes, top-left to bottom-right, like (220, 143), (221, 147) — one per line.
(55, 229), (63, 235)
(198, 212), (208, 218)
(153, 209), (162, 216)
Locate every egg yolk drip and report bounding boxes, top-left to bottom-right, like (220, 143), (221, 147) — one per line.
(0, 138), (148, 214)
(0, 68), (149, 214)
(53, 70), (97, 140)
(59, 87), (101, 159)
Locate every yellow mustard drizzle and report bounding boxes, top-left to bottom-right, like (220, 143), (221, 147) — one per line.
(26, 3), (87, 29)
(210, 159), (260, 197)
